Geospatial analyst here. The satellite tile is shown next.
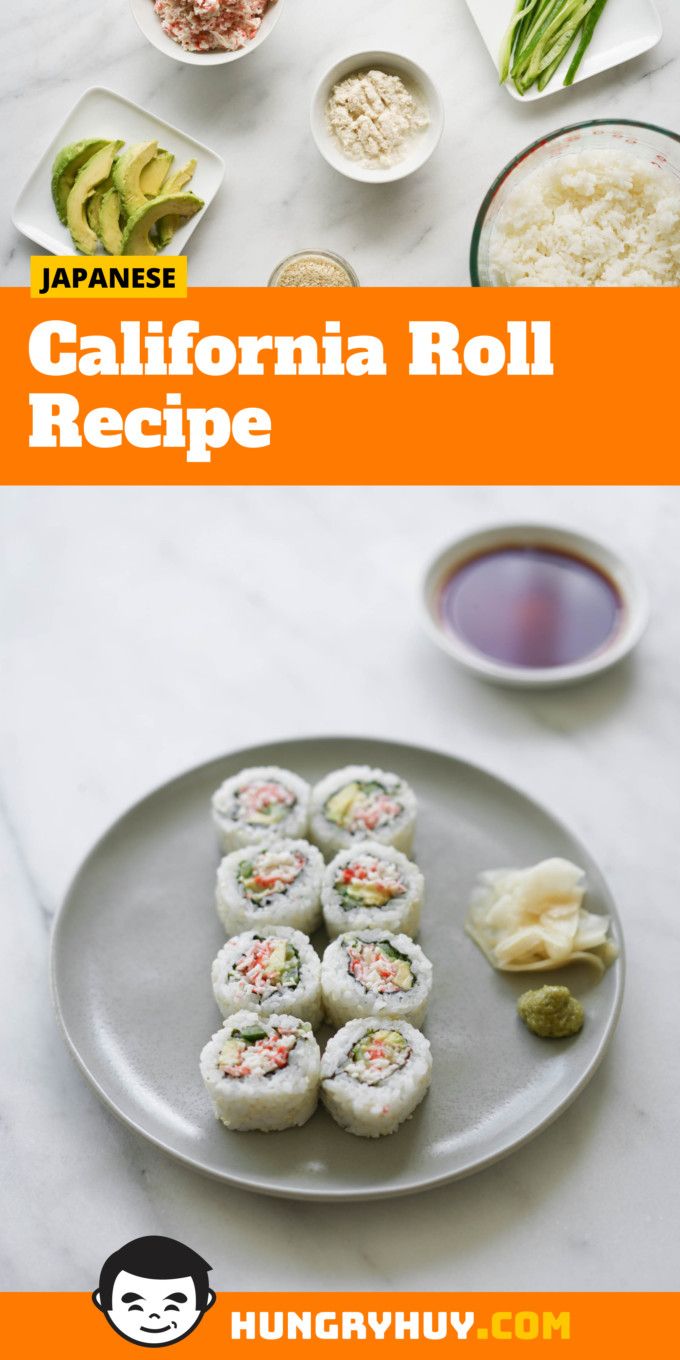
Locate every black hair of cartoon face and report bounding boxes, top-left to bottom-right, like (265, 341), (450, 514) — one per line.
(92, 1236), (216, 1347)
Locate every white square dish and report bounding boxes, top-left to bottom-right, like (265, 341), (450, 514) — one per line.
(465, 0), (662, 100)
(12, 85), (225, 255)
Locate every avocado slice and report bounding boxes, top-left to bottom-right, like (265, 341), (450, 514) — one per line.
(140, 150), (174, 198)
(51, 139), (111, 225)
(121, 192), (204, 256)
(86, 176), (114, 237)
(113, 141), (158, 217)
(155, 159), (197, 249)
(66, 140), (124, 255)
(98, 187), (124, 255)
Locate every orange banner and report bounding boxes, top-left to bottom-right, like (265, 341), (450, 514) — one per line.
(1, 1292), (678, 1357)
(1, 284), (678, 485)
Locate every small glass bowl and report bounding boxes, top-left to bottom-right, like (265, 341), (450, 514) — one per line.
(268, 250), (359, 287)
(470, 118), (680, 287)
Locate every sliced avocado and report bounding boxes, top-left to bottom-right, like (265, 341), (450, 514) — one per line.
(268, 940), (287, 974)
(98, 187), (124, 255)
(155, 160), (197, 248)
(121, 192), (204, 256)
(326, 782), (360, 827)
(51, 139), (111, 225)
(113, 140), (158, 217)
(86, 176), (114, 237)
(140, 150), (174, 198)
(66, 140), (124, 255)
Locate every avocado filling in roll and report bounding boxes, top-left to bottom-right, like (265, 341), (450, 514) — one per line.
(233, 779), (297, 828)
(229, 937), (301, 999)
(237, 847), (307, 904)
(339, 1028), (412, 1085)
(335, 855), (407, 909)
(346, 938), (415, 994)
(324, 781), (404, 835)
(218, 1023), (304, 1079)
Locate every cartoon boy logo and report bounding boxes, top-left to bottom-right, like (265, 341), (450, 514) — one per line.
(92, 1235), (216, 1347)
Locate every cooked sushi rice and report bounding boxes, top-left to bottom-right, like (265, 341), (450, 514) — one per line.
(212, 766), (310, 852)
(321, 1017), (432, 1138)
(321, 929), (433, 1028)
(212, 927), (323, 1027)
(200, 1010), (321, 1131)
(310, 765), (417, 858)
(216, 838), (324, 935)
(322, 842), (424, 939)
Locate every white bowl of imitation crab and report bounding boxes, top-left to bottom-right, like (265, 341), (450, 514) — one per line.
(311, 51), (444, 184)
(129, 0), (286, 67)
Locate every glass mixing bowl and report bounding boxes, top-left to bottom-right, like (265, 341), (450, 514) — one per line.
(470, 119), (680, 287)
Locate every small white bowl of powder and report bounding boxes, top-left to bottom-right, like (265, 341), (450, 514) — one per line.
(311, 51), (443, 184)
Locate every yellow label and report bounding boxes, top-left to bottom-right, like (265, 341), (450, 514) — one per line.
(30, 256), (187, 299)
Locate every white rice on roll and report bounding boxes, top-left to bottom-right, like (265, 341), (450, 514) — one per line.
(321, 1017), (432, 1138)
(200, 1010), (320, 1131)
(321, 929), (433, 1028)
(310, 765), (417, 858)
(212, 766), (310, 852)
(216, 838), (324, 936)
(212, 927), (323, 1027)
(322, 841), (424, 939)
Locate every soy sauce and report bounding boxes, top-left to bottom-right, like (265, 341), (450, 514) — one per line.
(439, 545), (622, 669)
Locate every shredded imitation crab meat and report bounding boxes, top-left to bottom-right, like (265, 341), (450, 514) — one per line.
(339, 858), (406, 898)
(220, 1029), (296, 1078)
(231, 938), (296, 996)
(153, 0), (271, 55)
(347, 941), (411, 994)
(341, 1031), (411, 1085)
(240, 848), (306, 902)
(236, 780), (295, 824)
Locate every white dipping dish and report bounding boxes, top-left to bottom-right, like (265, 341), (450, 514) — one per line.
(422, 523), (649, 689)
(311, 51), (444, 184)
(129, 0), (285, 67)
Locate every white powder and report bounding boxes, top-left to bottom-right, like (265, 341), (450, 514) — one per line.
(489, 150), (680, 287)
(326, 69), (429, 169)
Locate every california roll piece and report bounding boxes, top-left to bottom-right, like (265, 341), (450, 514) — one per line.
(212, 927), (323, 1027)
(321, 1017), (432, 1138)
(322, 842), (424, 939)
(321, 929), (433, 1028)
(212, 766), (310, 852)
(310, 765), (417, 858)
(200, 1011), (320, 1131)
(216, 838), (324, 936)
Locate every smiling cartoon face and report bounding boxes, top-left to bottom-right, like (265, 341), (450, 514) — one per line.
(105, 1271), (202, 1346)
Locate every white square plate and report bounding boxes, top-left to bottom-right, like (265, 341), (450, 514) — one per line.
(465, 0), (662, 100)
(12, 85), (225, 255)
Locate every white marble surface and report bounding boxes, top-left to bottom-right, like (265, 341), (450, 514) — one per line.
(1, 484), (679, 1291)
(1, 0), (678, 284)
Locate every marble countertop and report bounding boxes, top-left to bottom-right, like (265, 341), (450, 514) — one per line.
(1, 0), (679, 285)
(1, 484), (679, 1291)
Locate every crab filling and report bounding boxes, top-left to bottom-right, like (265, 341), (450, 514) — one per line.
(217, 1024), (300, 1078)
(339, 1028), (411, 1085)
(335, 856), (407, 909)
(324, 781), (403, 835)
(237, 847), (306, 905)
(346, 938), (414, 994)
(233, 780), (296, 828)
(229, 937), (301, 999)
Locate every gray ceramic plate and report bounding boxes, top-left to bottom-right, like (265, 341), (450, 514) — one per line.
(51, 737), (624, 1200)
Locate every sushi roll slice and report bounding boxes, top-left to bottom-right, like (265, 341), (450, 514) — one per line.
(211, 927), (323, 1028)
(310, 765), (417, 858)
(200, 1010), (320, 1131)
(212, 766), (310, 852)
(321, 929), (433, 1028)
(321, 1017), (432, 1138)
(216, 838), (324, 936)
(322, 842), (424, 939)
